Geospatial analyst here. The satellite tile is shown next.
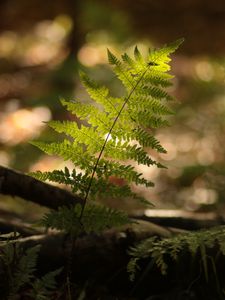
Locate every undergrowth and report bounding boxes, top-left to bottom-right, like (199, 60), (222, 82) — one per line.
(128, 225), (225, 281)
(3, 39), (225, 298)
(0, 234), (61, 300)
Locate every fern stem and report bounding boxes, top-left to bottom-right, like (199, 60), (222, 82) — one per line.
(66, 275), (72, 300)
(79, 66), (150, 220)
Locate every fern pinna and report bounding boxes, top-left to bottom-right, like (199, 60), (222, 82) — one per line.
(30, 39), (183, 234)
(128, 225), (225, 282)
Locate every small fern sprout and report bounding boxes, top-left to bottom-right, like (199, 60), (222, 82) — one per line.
(30, 39), (184, 235)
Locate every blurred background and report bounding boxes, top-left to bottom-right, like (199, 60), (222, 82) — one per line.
(1, 0), (225, 219)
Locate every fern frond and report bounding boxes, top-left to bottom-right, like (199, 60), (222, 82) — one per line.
(30, 140), (94, 172)
(47, 121), (104, 153)
(82, 204), (132, 233)
(31, 40), (183, 225)
(1, 240), (62, 299)
(94, 159), (154, 188)
(104, 141), (164, 168)
(132, 127), (166, 153)
(142, 74), (173, 88)
(60, 98), (94, 119)
(30, 168), (92, 198)
(80, 72), (120, 114)
(11, 245), (41, 293)
(108, 50), (137, 90)
(61, 99), (112, 133)
(29, 268), (62, 300)
(148, 38), (184, 72)
(29, 167), (89, 197)
(41, 204), (131, 234)
(135, 84), (173, 101)
(134, 111), (170, 129)
(128, 225), (225, 280)
(122, 52), (136, 69)
(129, 96), (174, 116)
(29, 168), (74, 185)
(134, 46), (145, 65)
(88, 177), (149, 202)
(107, 49), (122, 66)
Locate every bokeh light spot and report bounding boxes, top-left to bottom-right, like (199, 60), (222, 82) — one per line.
(195, 61), (214, 81)
(0, 106), (51, 145)
(78, 45), (108, 66)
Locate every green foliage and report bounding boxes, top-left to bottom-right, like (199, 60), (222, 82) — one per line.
(0, 242), (40, 296)
(28, 268), (62, 300)
(41, 203), (132, 235)
(128, 225), (225, 281)
(30, 39), (183, 234)
(30, 166), (151, 203)
(0, 240), (61, 299)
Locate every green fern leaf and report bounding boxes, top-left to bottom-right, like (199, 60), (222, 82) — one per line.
(107, 49), (121, 66)
(132, 128), (167, 153)
(11, 245), (41, 294)
(148, 38), (184, 72)
(128, 225), (225, 280)
(41, 204), (131, 234)
(134, 46), (145, 66)
(29, 268), (62, 300)
(31, 41), (183, 232)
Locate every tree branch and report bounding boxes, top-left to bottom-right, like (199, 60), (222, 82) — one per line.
(0, 165), (83, 210)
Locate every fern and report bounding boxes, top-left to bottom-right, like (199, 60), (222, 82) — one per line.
(40, 203), (131, 235)
(0, 240), (61, 299)
(28, 268), (62, 300)
(128, 225), (225, 281)
(0, 242), (41, 296)
(10, 245), (41, 294)
(30, 39), (183, 233)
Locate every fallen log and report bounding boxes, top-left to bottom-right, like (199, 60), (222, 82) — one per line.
(0, 222), (176, 289)
(0, 165), (83, 210)
(0, 222), (224, 300)
(1, 165), (225, 233)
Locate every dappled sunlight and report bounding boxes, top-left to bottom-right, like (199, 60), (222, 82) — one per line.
(0, 106), (51, 145)
(159, 141), (177, 161)
(179, 186), (218, 211)
(78, 44), (109, 67)
(0, 15), (72, 66)
(195, 60), (215, 82)
(22, 43), (60, 66)
(175, 134), (196, 152)
(29, 156), (64, 173)
(35, 16), (72, 43)
(193, 188), (218, 205)
(135, 164), (160, 181)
